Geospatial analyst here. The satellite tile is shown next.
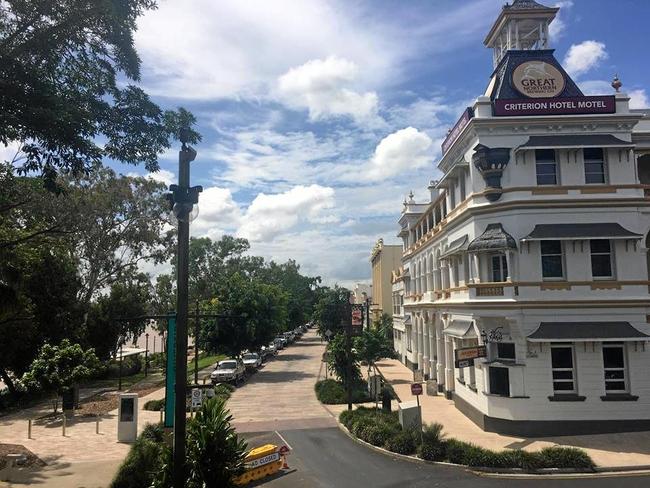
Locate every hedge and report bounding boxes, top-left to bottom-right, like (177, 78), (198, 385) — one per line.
(314, 379), (372, 404)
(340, 409), (595, 471)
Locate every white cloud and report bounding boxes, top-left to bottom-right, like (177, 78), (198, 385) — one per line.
(237, 185), (335, 241)
(367, 127), (433, 180)
(563, 40), (608, 78)
(135, 0), (397, 100)
(147, 169), (175, 187)
(548, 1), (573, 41)
(0, 141), (23, 165)
(191, 186), (242, 240)
(578, 79), (612, 95)
(629, 89), (649, 109)
(277, 56), (380, 124)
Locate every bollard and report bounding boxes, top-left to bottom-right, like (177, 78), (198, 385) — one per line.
(62, 415), (66, 436)
(96, 419), (100, 434)
(202, 376), (207, 385)
(28, 419), (32, 439)
(160, 407), (164, 423)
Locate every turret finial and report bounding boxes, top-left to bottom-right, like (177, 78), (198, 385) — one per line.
(611, 74), (622, 93)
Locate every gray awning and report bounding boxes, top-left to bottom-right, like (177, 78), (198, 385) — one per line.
(443, 320), (476, 338)
(528, 322), (650, 342)
(440, 235), (469, 259)
(468, 223), (517, 253)
(522, 223), (642, 241)
(516, 134), (634, 151)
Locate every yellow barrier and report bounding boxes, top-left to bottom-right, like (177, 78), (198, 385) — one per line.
(234, 444), (284, 486)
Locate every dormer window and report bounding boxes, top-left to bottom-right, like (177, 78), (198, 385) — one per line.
(584, 148), (607, 184)
(535, 149), (558, 185)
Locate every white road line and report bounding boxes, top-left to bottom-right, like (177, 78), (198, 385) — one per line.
(275, 430), (293, 450)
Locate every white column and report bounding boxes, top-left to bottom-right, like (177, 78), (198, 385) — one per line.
(472, 254), (480, 283)
(445, 336), (455, 395)
(416, 317), (423, 370)
(505, 250), (512, 281)
(436, 320), (445, 389)
(428, 320), (436, 380)
(422, 315), (429, 378)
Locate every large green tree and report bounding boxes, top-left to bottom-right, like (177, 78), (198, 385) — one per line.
(0, 0), (199, 185)
(312, 286), (351, 337)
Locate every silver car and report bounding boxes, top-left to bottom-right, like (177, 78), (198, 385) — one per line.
(242, 352), (262, 370)
(210, 359), (245, 384)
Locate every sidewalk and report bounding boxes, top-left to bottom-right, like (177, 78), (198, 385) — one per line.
(376, 358), (650, 469)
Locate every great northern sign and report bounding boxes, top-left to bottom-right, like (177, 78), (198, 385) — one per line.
(493, 95), (615, 116)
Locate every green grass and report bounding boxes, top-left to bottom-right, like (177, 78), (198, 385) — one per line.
(186, 353), (226, 381)
(84, 371), (148, 390)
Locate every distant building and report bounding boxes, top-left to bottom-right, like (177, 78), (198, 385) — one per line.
(392, 0), (650, 436)
(352, 283), (372, 304)
(370, 238), (402, 320)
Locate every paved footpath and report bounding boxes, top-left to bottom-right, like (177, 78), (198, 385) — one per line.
(376, 358), (650, 469)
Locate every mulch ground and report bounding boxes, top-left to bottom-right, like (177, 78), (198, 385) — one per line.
(75, 383), (163, 417)
(0, 443), (46, 470)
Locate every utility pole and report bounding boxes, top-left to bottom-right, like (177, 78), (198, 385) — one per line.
(145, 333), (149, 377)
(194, 300), (199, 385)
(169, 128), (202, 488)
(344, 293), (353, 412)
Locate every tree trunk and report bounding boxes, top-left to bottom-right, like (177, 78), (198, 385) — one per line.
(0, 368), (18, 397)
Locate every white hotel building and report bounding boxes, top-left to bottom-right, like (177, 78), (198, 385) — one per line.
(392, 0), (650, 436)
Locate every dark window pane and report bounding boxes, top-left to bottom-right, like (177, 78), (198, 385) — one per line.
(605, 381), (626, 391)
(591, 255), (612, 277)
(541, 241), (562, 255)
(489, 367), (510, 396)
(603, 347), (624, 368)
(537, 163), (557, 174)
(604, 370), (625, 380)
(536, 149), (556, 161)
(551, 347), (573, 369)
(553, 381), (575, 391)
(585, 162), (604, 173)
(497, 343), (516, 360)
(590, 240), (610, 253)
(542, 256), (563, 278)
(537, 174), (557, 185)
(552, 370), (574, 380)
(584, 148), (603, 160)
(585, 172), (605, 184)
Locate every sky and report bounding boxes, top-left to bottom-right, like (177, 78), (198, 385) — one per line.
(115, 0), (650, 287)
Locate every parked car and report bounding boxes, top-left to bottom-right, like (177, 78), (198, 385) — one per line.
(273, 337), (285, 349)
(211, 358), (246, 385)
(242, 352), (262, 370)
(266, 343), (278, 355)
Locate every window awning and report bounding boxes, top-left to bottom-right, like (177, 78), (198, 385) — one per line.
(443, 319), (476, 339)
(467, 223), (517, 253)
(515, 134), (634, 151)
(521, 223), (642, 242)
(528, 322), (650, 342)
(440, 235), (469, 259)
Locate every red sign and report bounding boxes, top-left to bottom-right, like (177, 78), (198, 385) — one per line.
(493, 95), (615, 116)
(351, 305), (363, 326)
(411, 383), (423, 396)
(279, 445), (290, 455)
(441, 107), (473, 155)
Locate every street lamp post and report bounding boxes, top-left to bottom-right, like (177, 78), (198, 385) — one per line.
(169, 128), (202, 488)
(145, 333), (149, 378)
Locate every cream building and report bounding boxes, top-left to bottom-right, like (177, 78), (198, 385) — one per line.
(370, 238), (402, 320)
(393, 0), (650, 436)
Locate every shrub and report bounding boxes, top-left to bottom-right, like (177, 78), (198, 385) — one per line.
(339, 409), (355, 429)
(111, 426), (165, 488)
(351, 417), (375, 439)
(537, 447), (595, 470)
(365, 423), (400, 447)
(445, 439), (489, 466)
(419, 423), (446, 461)
(384, 430), (417, 455)
(144, 399), (165, 411)
(315, 379), (371, 405)
(140, 423), (165, 443)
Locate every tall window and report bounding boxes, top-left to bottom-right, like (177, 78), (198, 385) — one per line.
(496, 342), (516, 361)
(536, 149), (558, 185)
(602, 343), (628, 393)
(406, 325), (412, 352)
(490, 254), (508, 282)
(489, 366), (510, 396)
(460, 171), (467, 201)
(551, 344), (576, 393)
(541, 240), (564, 279)
(590, 239), (613, 279)
(584, 148), (606, 184)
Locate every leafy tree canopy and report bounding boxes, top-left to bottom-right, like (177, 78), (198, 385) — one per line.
(0, 0), (200, 186)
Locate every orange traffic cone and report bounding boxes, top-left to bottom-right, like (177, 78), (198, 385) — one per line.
(282, 455), (289, 469)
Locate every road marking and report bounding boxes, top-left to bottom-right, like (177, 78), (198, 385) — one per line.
(275, 430), (293, 451)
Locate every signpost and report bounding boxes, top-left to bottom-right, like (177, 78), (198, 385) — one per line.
(324, 329), (333, 340)
(191, 388), (202, 410)
(454, 345), (486, 369)
(410, 383), (424, 444)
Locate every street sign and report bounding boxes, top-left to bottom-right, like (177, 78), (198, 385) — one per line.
(279, 445), (290, 456)
(454, 345), (487, 362)
(455, 358), (475, 369)
(246, 452), (281, 469)
(411, 383), (423, 396)
(351, 305), (363, 326)
(325, 329), (333, 338)
(191, 388), (202, 409)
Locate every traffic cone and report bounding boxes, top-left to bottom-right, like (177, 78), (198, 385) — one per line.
(282, 455), (289, 469)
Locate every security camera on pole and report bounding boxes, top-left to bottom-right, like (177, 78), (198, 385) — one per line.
(167, 127), (202, 488)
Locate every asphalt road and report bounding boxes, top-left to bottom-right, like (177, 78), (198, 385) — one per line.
(246, 427), (650, 488)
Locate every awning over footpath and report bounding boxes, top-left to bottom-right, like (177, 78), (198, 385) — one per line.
(515, 134), (634, 151)
(443, 319), (476, 339)
(467, 223), (517, 253)
(521, 223), (642, 242)
(440, 235), (469, 259)
(527, 322), (650, 342)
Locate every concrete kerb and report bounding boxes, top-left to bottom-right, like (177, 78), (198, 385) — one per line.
(326, 400), (650, 479)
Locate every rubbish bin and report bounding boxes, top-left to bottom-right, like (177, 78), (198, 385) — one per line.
(382, 388), (391, 412)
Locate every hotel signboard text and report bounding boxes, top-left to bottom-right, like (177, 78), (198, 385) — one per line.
(493, 95), (615, 117)
(441, 107), (474, 155)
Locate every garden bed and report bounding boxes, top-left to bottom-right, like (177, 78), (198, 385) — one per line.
(0, 444), (46, 470)
(340, 407), (596, 473)
(314, 379), (373, 404)
(143, 383), (235, 412)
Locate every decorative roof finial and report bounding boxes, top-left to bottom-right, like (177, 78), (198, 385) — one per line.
(611, 74), (622, 93)
(408, 190), (414, 203)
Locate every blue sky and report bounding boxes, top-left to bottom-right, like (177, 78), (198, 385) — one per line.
(118, 0), (649, 286)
